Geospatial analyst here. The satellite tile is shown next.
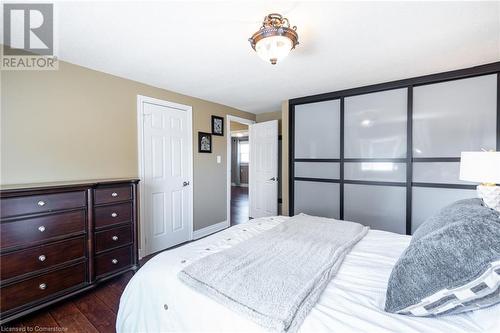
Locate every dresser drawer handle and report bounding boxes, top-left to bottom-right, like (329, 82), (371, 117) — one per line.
(112, 235), (118, 241)
(111, 212), (118, 218)
(111, 192), (118, 197)
(111, 259), (118, 264)
(38, 225), (46, 232)
(39, 283), (47, 290)
(37, 200), (46, 207)
(38, 255), (46, 262)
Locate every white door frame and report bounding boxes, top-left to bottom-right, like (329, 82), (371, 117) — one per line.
(137, 95), (193, 259)
(226, 115), (255, 226)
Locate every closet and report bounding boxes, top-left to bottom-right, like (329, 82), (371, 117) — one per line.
(289, 63), (499, 234)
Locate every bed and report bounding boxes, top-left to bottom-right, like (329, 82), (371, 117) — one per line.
(116, 216), (500, 332)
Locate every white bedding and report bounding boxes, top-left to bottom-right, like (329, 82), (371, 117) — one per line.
(117, 216), (500, 333)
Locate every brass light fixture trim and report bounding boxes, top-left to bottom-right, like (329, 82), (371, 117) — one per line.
(248, 13), (299, 65)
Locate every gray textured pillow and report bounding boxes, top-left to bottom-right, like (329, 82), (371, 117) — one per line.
(385, 199), (500, 316)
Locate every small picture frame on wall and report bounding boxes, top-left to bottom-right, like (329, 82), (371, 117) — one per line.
(198, 132), (212, 153)
(211, 115), (224, 136)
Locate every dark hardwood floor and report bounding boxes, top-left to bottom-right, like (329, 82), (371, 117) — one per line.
(1, 274), (131, 332)
(1, 254), (158, 333)
(230, 185), (249, 225)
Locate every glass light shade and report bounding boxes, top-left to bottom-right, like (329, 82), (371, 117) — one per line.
(459, 151), (500, 183)
(255, 36), (293, 64)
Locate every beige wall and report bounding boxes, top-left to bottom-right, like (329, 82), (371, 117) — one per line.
(229, 121), (248, 132)
(0, 61), (255, 230)
(280, 101), (289, 216)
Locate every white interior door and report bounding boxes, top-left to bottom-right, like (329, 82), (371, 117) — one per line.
(249, 120), (278, 218)
(141, 99), (192, 255)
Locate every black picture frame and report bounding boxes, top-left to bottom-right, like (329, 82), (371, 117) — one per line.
(198, 132), (212, 153)
(211, 115), (224, 136)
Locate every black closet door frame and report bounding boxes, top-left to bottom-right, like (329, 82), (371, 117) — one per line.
(289, 61), (500, 235)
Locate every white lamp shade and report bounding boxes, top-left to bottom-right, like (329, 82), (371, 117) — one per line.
(459, 151), (500, 183)
(255, 36), (293, 64)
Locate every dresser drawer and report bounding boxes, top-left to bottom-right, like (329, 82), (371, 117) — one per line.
(1, 191), (86, 219)
(0, 263), (86, 313)
(94, 186), (132, 205)
(95, 246), (132, 278)
(94, 202), (132, 229)
(95, 225), (132, 253)
(1, 237), (85, 281)
(0, 210), (86, 251)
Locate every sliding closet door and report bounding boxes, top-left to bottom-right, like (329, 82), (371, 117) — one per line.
(412, 75), (497, 158)
(343, 88), (407, 233)
(293, 100), (340, 218)
(344, 89), (407, 159)
(290, 68), (499, 235)
(411, 74), (497, 232)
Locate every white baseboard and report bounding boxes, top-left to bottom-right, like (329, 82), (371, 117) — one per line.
(193, 220), (229, 240)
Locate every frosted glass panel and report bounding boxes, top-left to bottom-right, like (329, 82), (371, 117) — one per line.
(413, 75), (497, 157)
(295, 162), (340, 179)
(344, 89), (407, 158)
(411, 187), (477, 233)
(344, 162), (406, 182)
(294, 181), (340, 218)
(295, 100), (340, 158)
(344, 184), (406, 234)
(413, 162), (475, 185)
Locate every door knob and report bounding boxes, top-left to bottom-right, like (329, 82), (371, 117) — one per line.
(268, 177), (277, 181)
(183, 181), (190, 187)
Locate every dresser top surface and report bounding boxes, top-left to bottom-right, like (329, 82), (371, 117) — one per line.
(0, 178), (140, 193)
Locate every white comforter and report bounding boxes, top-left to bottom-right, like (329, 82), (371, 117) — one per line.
(117, 216), (500, 333)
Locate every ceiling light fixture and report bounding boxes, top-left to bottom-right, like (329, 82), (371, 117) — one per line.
(248, 13), (299, 65)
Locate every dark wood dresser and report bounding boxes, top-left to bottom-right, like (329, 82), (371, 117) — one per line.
(0, 179), (139, 324)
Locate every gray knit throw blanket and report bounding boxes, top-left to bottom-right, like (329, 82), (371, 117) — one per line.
(178, 214), (369, 332)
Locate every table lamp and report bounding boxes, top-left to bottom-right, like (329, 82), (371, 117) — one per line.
(460, 151), (500, 211)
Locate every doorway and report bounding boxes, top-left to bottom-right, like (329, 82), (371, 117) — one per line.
(137, 95), (193, 258)
(226, 116), (255, 226)
(230, 123), (249, 225)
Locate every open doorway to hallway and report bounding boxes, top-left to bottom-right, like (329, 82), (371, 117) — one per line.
(230, 121), (249, 225)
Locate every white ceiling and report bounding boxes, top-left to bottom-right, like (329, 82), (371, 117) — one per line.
(32, 1), (500, 113)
